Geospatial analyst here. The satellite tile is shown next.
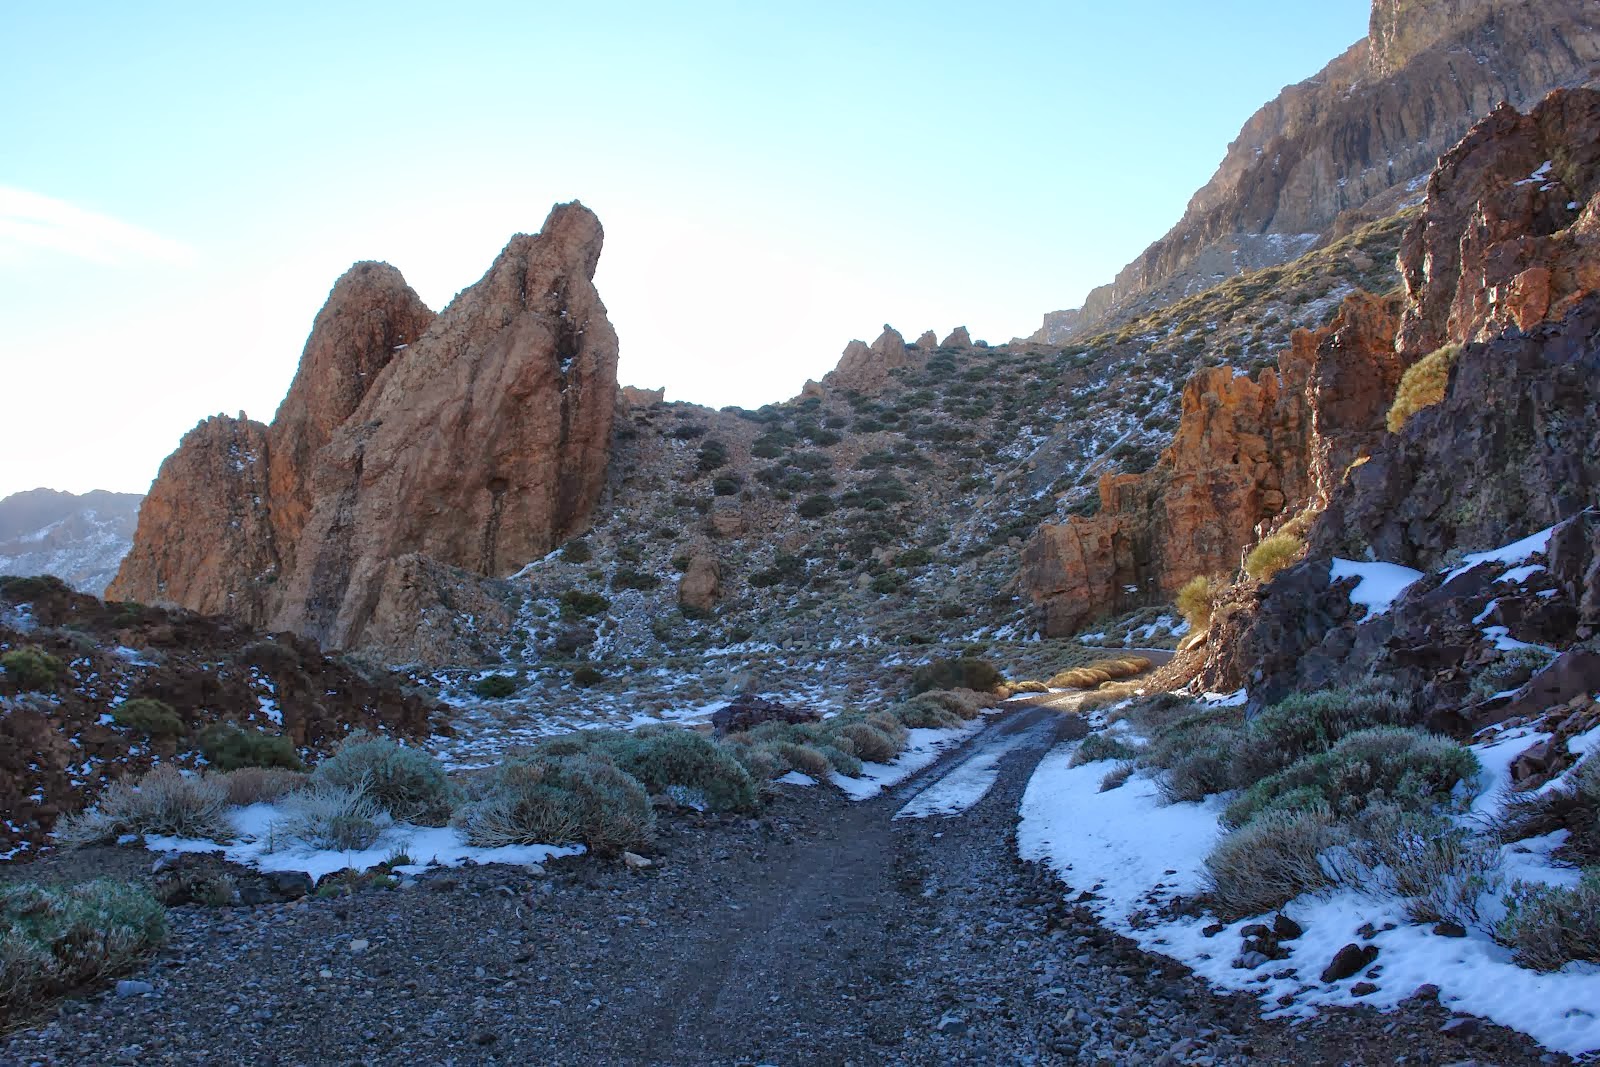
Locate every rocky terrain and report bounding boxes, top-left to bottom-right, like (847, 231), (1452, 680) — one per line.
(0, 489), (142, 596)
(1032, 0), (1600, 341)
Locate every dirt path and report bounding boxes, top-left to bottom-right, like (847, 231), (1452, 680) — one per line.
(2, 703), (1558, 1066)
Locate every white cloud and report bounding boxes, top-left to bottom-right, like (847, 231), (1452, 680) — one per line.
(0, 186), (196, 266)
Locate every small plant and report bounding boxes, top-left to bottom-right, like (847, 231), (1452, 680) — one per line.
(273, 783), (386, 851)
(1497, 869), (1600, 971)
(1244, 533), (1304, 582)
(312, 732), (458, 825)
(825, 721), (898, 763)
(1204, 805), (1343, 919)
(1174, 574), (1220, 631)
(1099, 761), (1137, 792)
(0, 880), (168, 1020)
(471, 674), (519, 699)
(1467, 647), (1553, 702)
(909, 657), (1001, 696)
(1229, 681), (1411, 786)
(711, 475), (743, 497)
(214, 767), (306, 806)
(572, 665), (604, 687)
(560, 589), (611, 619)
(560, 539), (593, 563)
(110, 698), (184, 738)
(796, 494), (835, 518)
(1071, 733), (1140, 767)
(590, 728), (757, 812)
(199, 723), (303, 772)
(1387, 343), (1460, 433)
(613, 568), (662, 591)
(57, 766), (232, 846)
(1496, 756), (1600, 866)
(0, 647), (63, 692)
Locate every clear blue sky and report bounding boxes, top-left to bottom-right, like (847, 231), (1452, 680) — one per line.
(0, 0), (1370, 497)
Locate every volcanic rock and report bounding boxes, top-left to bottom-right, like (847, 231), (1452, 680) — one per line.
(940, 326), (972, 349)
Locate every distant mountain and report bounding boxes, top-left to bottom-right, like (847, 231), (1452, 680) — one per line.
(1032, 0), (1600, 341)
(0, 488), (143, 595)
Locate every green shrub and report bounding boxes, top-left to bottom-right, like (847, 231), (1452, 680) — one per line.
(1174, 574), (1219, 631)
(1, 647), (63, 691)
(456, 760), (585, 847)
(1387, 343), (1459, 433)
(57, 766), (232, 846)
(696, 439), (729, 472)
(614, 569), (662, 591)
(711, 475), (743, 497)
(814, 743), (861, 777)
(1468, 647), (1553, 702)
(893, 548), (933, 568)
(1071, 733), (1140, 767)
(590, 727), (757, 812)
(1244, 533), (1304, 582)
(910, 657), (1001, 695)
(1155, 724), (1239, 803)
(560, 539), (593, 563)
(471, 674), (519, 699)
(826, 721), (899, 763)
(796, 494), (834, 518)
(1223, 727), (1478, 830)
(890, 696), (963, 729)
(110, 698), (184, 738)
(1229, 681), (1411, 786)
(199, 723), (303, 772)
(771, 742), (831, 778)
(1204, 805), (1344, 920)
(869, 573), (902, 595)
(572, 665), (604, 687)
(312, 732), (458, 825)
(1497, 869), (1600, 971)
(1332, 805), (1501, 929)
(0, 880), (168, 1019)
(561, 590), (611, 618)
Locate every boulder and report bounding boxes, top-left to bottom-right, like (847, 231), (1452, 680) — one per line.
(940, 326), (972, 349)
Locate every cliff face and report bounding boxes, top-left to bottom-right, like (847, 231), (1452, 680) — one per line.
(1037, 0), (1600, 340)
(109, 202), (620, 663)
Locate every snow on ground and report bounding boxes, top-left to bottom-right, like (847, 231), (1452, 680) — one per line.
(144, 803), (579, 882)
(829, 720), (988, 801)
(1020, 726), (1600, 1055)
(1328, 559), (1423, 616)
(895, 716), (1055, 819)
(1445, 523), (1561, 583)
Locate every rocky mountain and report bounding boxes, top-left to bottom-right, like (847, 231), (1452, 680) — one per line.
(109, 202), (619, 663)
(1032, 0), (1600, 343)
(0, 488), (143, 595)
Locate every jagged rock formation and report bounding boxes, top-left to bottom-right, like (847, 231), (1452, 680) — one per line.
(110, 202), (619, 663)
(0, 489), (143, 595)
(820, 326), (915, 394)
(940, 326), (972, 349)
(1020, 292), (1401, 635)
(915, 330), (938, 349)
(1036, 0), (1600, 340)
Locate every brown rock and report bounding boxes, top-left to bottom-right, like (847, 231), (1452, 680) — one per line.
(677, 543), (721, 614)
(915, 330), (938, 349)
(821, 325), (914, 394)
(940, 326), (972, 349)
(619, 385), (665, 407)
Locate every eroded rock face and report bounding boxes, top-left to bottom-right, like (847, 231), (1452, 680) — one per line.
(1058, 0), (1600, 336)
(677, 542), (721, 615)
(1020, 292), (1402, 636)
(822, 326), (914, 394)
(940, 326), (972, 349)
(112, 203), (620, 663)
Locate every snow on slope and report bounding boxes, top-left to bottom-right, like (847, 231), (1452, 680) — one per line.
(0, 488), (142, 595)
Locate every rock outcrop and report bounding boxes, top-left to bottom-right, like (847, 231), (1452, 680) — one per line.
(1021, 292), (1402, 635)
(940, 326), (972, 349)
(110, 202), (619, 663)
(1038, 0), (1600, 340)
(821, 325), (916, 394)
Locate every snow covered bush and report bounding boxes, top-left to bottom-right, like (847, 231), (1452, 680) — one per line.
(1222, 726), (1478, 830)
(0, 880), (167, 1022)
(273, 783), (386, 851)
(1497, 869), (1600, 971)
(312, 732), (458, 826)
(57, 766), (231, 847)
(1330, 805), (1502, 929)
(1204, 806), (1343, 919)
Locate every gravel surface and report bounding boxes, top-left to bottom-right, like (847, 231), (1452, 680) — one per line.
(2, 704), (1566, 1066)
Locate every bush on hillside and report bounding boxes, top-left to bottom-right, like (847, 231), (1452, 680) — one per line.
(825, 721), (898, 764)
(312, 732), (457, 825)
(1497, 869), (1600, 971)
(910, 657), (1001, 696)
(0, 880), (167, 1019)
(1071, 733), (1140, 767)
(560, 590), (611, 619)
(1387, 343), (1460, 433)
(1204, 805), (1344, 920)
(272, 783), (386, 851)
(57, 766), (232, 847)
(199, 723), (303, 772)
(588, 727), (757, 812)
(1496, 756), (1600, 866)
(1467, 646), (1554, 703)
(471, 674), (520, 699)
(1222, 726), (1478, 831)
(110, 698), (184, 738)
(214, 767), (306, 807)
(0, 647), (63, 692)
(1244, 533), (1304, 582)
(1174, 574), (1220, 631)
(1228, 681), (1411, 786)
(572, 665), (604, 688)
(560, 539), (593, 563)
(1331, 805), (1501, 929)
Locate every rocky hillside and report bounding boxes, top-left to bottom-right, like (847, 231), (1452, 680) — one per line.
(108, 203), (619, 662)
(1032, 0), (1600, 342)
(0, 489), (142, 596)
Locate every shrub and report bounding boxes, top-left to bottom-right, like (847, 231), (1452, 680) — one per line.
(1496, 756), (1600, 866)
(1244, 533), (1304, 582)
(1468, 647), (1553, 702)
(1497, 869), (1600, 971)
(456, 760), (585, 847)
(696, 439), (729, 472)
(590, 728), (757, 812)
(110, 698), (184, 738)
(199, 723), (303, 772)
(1204, 806), (1344, 919)
(1387, 343), (1460, 433)
(1099, 761), (1137, 792)
(0, 647), (62, 691)
(273, 783), (386, 851)
(728, 741), (785, 782)
(910, 657), (1001, 696)
(711, 475), (743, 497)
(214, 767), (306, 807)
(826, 721), (899, 763)
(613, 569), (662, 591)
(1155, 725), (1239, 803)
(814, 743), (861, 777)
(312, 732), (458, 825)
(893, 548), (933, 568)
(0, 880), (168, 1019)
(1175, 574), (1220, 631)
(1224, 727), (1479, 831)
(572, 665), (604, 687)
(1330, 805), (1500, 929)
(1229, 681), (1411, 786)
(890, 696), (964, 729)
(472, 674), (519, 699)
(560, 539), (593, 563)
(796, 494), (834, 518)
(58, 766), (232, 846)
(560, 589), (611, 619)
(771, 742), (832, 778)
(1071, 733), (1140, 767)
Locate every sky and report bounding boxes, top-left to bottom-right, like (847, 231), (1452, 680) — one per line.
(0, 0), (1371, 498)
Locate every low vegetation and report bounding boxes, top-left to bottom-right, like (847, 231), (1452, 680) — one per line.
(909, 656), (1001, 695)
(0, 647), (63, 691)
(199, 723), (303, 771)
(1174, 574), (1218, 631)
(1244, 532), (1304, 582)
(1497, 870), (1600, 971)
(58, 766), (232, 847)
(471, 674), (520, 699)
(311, 732), (458, 826)
(110, 698), (184, 738)
(1387, 343), (1460, 433)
